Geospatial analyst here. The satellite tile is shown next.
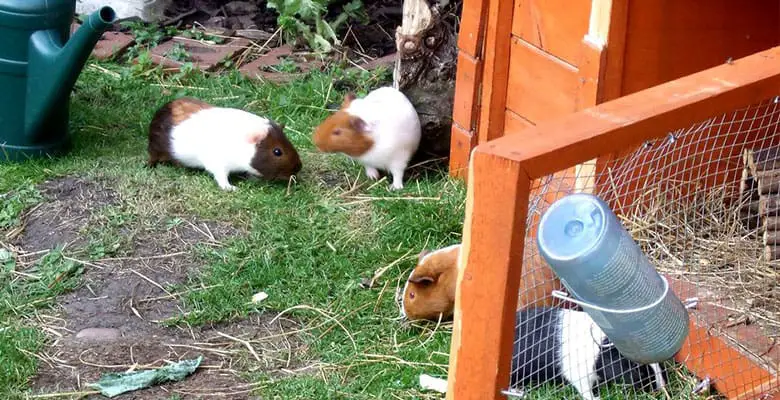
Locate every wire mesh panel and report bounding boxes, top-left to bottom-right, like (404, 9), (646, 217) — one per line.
(505, 96), (780, 399)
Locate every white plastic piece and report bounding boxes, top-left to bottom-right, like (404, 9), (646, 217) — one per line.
(419, 374), (447, 393)
(251, 292), (269, 304)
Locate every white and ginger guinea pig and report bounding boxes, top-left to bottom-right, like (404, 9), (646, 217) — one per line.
(147, 97), (302, 191)
(400, 244), (461, 321)
(312, 86), (421, 190)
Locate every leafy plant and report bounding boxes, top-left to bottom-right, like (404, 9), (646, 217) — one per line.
(165, 43), (191, 63)
(121, 21), (177, 60)
(179, 28), (227, 44)
(267, 0), (368, 53)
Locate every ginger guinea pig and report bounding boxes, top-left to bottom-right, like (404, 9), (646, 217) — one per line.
(312, 86), (421, 190)
(147, 97), (302, 191)
(400, 243), (461, 321)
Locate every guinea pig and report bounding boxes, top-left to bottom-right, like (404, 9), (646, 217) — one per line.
(400, 243), (461, 321)
(512, 306), (668, 400)
(312, 86), (421, 190)
(147, 97), (302, 191)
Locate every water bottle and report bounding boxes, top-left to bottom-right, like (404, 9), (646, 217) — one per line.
(537, 193), (689, 364)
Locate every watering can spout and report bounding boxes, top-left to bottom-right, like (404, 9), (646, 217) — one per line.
(25, 6), (116, 137)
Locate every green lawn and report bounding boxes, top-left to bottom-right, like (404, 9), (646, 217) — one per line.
(0, 60), (710, 400)
(0, 61), (464, 399)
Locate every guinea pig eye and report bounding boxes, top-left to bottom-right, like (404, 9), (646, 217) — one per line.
(273, 148), (282, 157)
(333, 129), (342, 136)
(409, 292), (415, 299)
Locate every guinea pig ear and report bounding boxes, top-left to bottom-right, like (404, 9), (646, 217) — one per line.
(350, 116), (368, 133)
(408, 275), (436, 285)
(246, 131), (265, 144)
(341, 93), (356, 108)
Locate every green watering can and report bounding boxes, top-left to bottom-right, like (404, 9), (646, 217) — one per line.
(0, 0), (117, 162)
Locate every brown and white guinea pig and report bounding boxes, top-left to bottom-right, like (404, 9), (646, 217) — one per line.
(312, 86), (421, 190)
(512, 306), (668, 400)
(400, 244), (461, 321)
(147, 97), (302, 191)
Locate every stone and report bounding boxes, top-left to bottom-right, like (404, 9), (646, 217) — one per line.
(149, 37), (251, 72)
(75, 327), (121, 341)
(224, 1), (259, 16)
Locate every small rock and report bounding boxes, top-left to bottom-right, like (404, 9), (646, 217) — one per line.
(204, 16), (228, 29)
(224, 1), (258, 16)
(75, 327), (121, 341)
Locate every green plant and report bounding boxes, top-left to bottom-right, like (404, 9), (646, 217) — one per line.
(121, 21), (177, 59)
(267, 0), (368, 53)
(179, 28), (227, 44)
(165, 43), (191, 63)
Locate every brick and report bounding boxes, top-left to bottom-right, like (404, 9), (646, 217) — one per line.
(92, 31), (135, 60)
(238, 44), (324, 82)
(150, 37), (251, 72)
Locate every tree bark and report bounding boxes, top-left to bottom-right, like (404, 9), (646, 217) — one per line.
(393, 0), (460, 163)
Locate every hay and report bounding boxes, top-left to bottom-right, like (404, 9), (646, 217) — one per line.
(621, 184), (780, 338)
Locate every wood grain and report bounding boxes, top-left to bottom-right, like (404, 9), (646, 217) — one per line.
(511, 0), (592, 66)
(475, 0), (516, 144)
(505, 37), (579, 123)
(447, 149), (530, 400)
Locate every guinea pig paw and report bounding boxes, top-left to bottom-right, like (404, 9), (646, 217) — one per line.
(389, 182), (404, 191)
(219, 183), (237, 191)
(365, 167), (380, 180)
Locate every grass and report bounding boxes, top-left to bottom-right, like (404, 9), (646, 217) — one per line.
(0, 60), (464, 398)
(0, 60), (712, 400)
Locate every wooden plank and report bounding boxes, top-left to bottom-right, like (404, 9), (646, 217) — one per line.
(756, 170), (780, 194)
(449, 123), (478, 180)
(668, 276), (778, 399)
(764, 230), (780, 245)
(447, 148), (530, 400)
(505, 37), (579, 123)
(476, 45), (780, 181)
(760, 197), (780, 216)
(503, 108), (535, 135)
(748, 145), (780, 172)
(764, 216), (780, 230)
(511, 0), (592, 66)
(620, 0), (780, 97)
(765, 245), (780, 261)
(475, 0), (515, 144)
(457, 0), (490, 57)
(599, 0), (629, 101)
(452, 52), (483, 130)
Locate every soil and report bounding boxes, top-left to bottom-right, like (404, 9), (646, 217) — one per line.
(161, 0), (403, 59)
(8, 177), (311, 399)
(12, 177), (119, 252)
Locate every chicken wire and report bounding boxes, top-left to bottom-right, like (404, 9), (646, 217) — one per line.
(504, 96), (780, 399)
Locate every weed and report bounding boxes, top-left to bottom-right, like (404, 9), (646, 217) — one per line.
(268, 0), (369, 53)
(165, 43), (192, 63)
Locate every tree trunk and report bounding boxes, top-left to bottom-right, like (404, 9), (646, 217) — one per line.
(393, 0), (461, 164)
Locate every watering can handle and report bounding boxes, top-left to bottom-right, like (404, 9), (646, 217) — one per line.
(552, 276), (671, 314)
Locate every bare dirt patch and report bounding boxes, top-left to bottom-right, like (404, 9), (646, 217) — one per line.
(11, 176), (118, 252)
(5, 176), (312, 399)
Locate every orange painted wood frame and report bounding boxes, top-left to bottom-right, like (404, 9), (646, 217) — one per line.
(447, 45), (780, 400)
